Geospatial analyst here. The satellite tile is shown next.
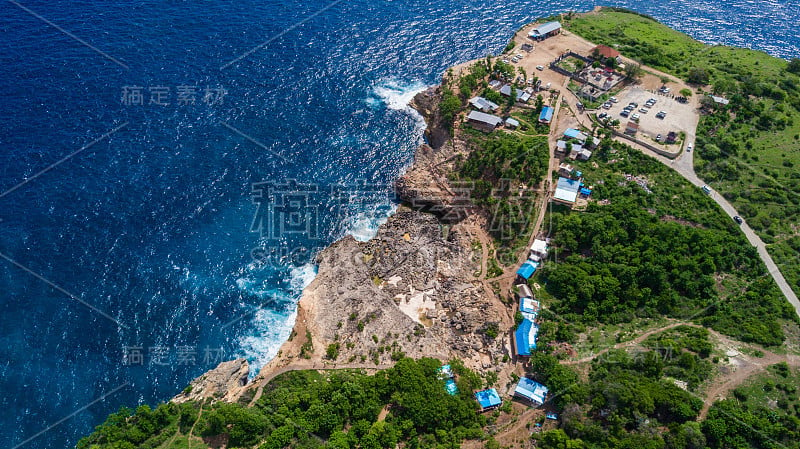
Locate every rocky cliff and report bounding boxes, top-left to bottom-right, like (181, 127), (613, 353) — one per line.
(178, 80), (517, 405)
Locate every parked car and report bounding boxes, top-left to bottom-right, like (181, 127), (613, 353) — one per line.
(598, 112), (608, 119)
(687, 142), (693, 152)
(733, 216), (743, 224)
(655, 111), (666, 119)
(609, 96), (619, 103)
(639, 108), (648, 113)
(536, 65), (544, 70)
(655, 134), (662, 142)
(629, 102), (639, 107)
(620, 110), (630, 117)
(631, 113), (640, 121)
(602, 102), (612, 109)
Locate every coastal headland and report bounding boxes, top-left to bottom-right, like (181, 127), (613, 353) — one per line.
(79, 7), (800, 449)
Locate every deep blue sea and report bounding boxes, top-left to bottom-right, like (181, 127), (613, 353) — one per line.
(1, 0), (797, 447)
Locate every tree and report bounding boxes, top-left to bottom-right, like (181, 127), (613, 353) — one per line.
(439, 89), (461, 126)
(624, 62), (642, 80)
(679, 88), (693, 97)
(687, 67), (710, 85)
(787, 57), (800, 74)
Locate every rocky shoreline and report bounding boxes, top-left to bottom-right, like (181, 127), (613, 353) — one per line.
(174, 82), (519, 406)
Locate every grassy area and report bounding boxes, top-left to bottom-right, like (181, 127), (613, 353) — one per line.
(453, 128), (549, 266)
(555, 55), (585, 73)
(564, 7), (800, 298)
(539, 141), (797, 347)
(731, 362), (800, 418)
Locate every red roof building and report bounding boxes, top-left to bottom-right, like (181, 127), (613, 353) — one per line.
(593, 44), (621, 60)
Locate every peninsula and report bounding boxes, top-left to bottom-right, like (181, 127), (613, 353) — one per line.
(78, 8), (800, 449)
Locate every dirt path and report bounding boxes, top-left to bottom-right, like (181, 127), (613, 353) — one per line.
(556, 319), (800, 420)
(561, 320), (689, 365)
(696, 336), (800, 419)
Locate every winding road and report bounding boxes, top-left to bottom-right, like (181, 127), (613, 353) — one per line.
(560, 89), (800, 319)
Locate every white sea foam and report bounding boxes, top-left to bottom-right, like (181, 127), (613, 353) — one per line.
(236, 262), (317, 375)
(288, 263), (317, 293)
(238, 306), (298, 374)
(371, 78), (429, 111)
(345, 205), (397, 242)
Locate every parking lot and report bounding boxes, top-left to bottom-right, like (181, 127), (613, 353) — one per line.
(603, 86), (698, 149)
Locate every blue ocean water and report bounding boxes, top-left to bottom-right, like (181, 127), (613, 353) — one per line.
(0, 0), (797, 447)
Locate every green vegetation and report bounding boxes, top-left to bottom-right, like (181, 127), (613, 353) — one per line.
(541, 141), (796, 346)
(454, 131), (549, 264)
(529, 349), (707, 448)
(532, 345), (800, 449)
(326, 342), (341, 360)
(78, 358), (487, 449)
(565, 6), (800, 297)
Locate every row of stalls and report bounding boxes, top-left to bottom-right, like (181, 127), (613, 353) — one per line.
(514, 238), (549, 358)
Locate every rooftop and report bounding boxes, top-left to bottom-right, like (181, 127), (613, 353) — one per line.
(530, 239), (548, 256)
(469, 96), (499, 111)
(593, 44), (620, 59)
(467, 110), (503, 127)
(554, 176), (580, 204)
(516, 260), (539, 279)
(514, 377), (549, 406)
(475, 388), (502, 409)
(519, 297), (540, 316)
(529, 21), (561, 37)
(539, 106), (554, 123)
(514, 319), (539, 356)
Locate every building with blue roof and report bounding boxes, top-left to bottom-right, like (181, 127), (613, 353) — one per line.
(445, 378), (459, 395)
(514, 319), (539, 356)
(475, 388), (502, 410)
(553, 176), (580, 205)
(538, 106), (554, 124)
(437, 364), (454, 379)
(519, 297), (540, 316)
(516, 260), (538, 279)
(513, 377), (549, 406)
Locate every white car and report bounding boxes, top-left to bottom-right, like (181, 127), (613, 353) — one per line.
(536, 65), (544, 71)
(609, 97), (619, 103)
(631, 113), (640, 121)
(687, 142), (693, 152)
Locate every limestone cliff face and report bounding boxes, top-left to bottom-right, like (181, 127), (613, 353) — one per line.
(409, 86), (449, 150)
(396, 88), (472, 224)
(277, 207), (513, 373)
(172, 358), (249, 404)
(170, 77), (517, 406)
